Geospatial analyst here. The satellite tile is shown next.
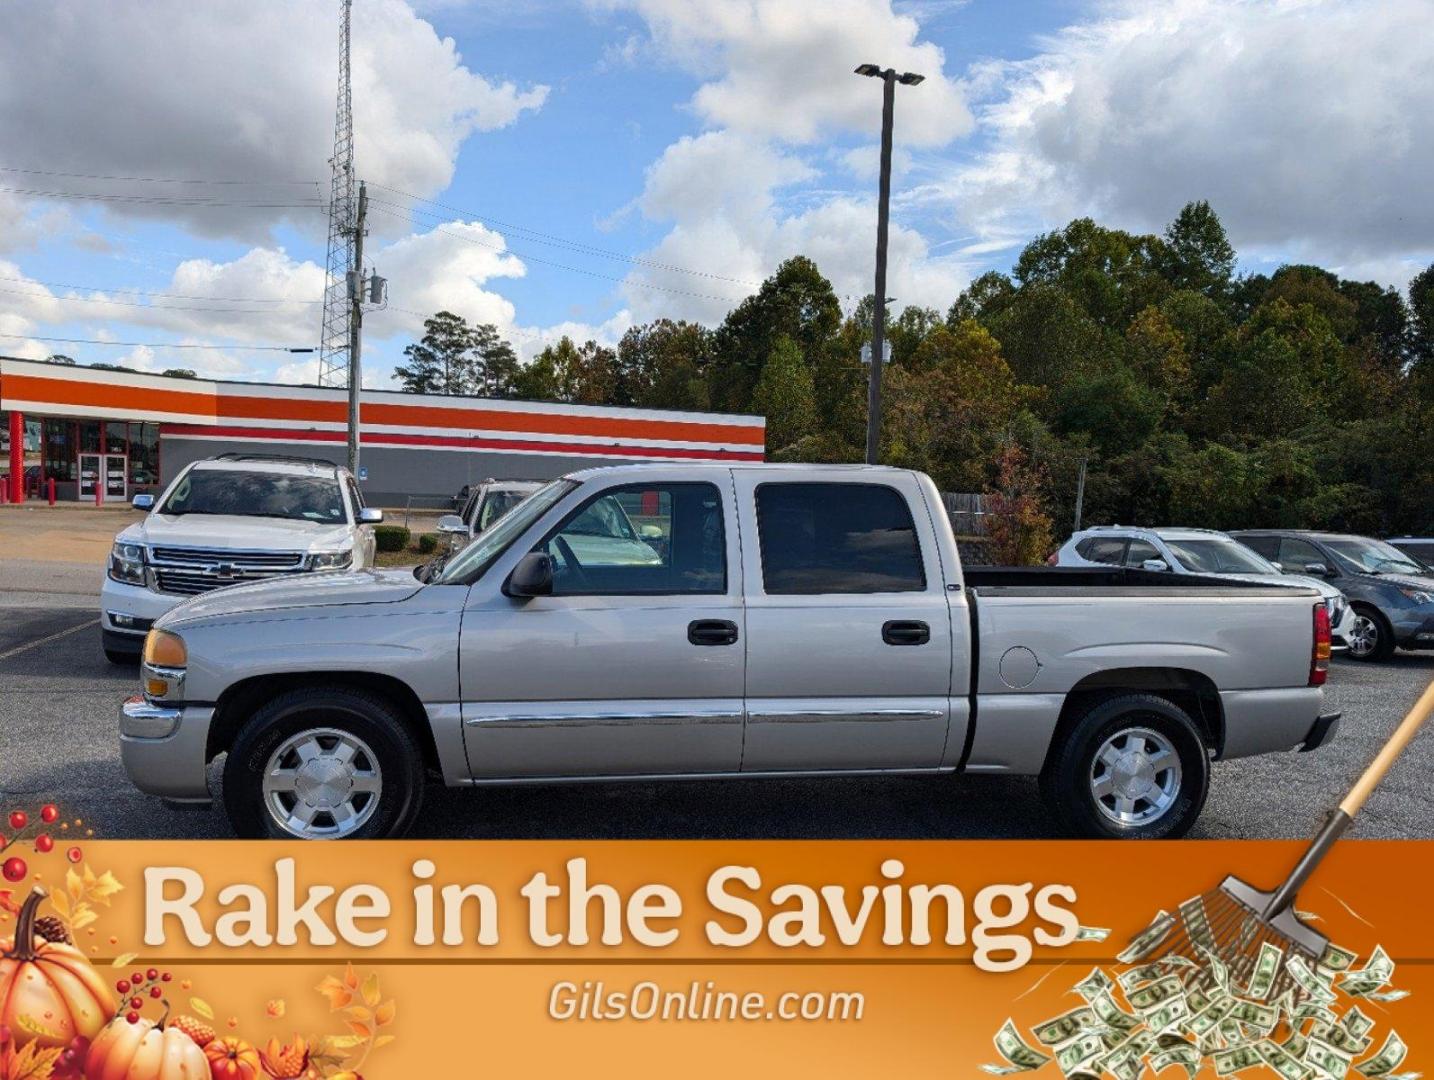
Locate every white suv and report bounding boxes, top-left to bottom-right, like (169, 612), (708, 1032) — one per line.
(1055, 526), (1356, 649)
(100, 454), (381, 663)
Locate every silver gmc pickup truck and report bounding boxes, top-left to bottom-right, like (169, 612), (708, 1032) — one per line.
(120, 463), (1340, 840)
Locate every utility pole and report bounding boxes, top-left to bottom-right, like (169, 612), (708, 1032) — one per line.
(855, 64), (924, 465)
(317, 0), (355, 388)
(1073, 452), (1089, 531)
(346, 181), (367, 476)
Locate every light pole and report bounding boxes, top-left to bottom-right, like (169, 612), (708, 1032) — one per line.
(855, 63), (923, 465)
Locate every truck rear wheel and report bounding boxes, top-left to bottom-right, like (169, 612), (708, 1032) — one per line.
(222, 686), (425, 839)
(1039, 693), (1209, 839)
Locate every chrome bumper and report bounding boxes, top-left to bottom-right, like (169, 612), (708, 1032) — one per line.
(119, 695), (214, 804)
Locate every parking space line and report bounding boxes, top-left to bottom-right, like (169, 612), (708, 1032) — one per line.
(0, 618), (100, 661)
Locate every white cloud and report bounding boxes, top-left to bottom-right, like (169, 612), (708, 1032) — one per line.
(597, 0), (971, 145)
(0, 0), (547, 241)
(917, 0), (1434, 273)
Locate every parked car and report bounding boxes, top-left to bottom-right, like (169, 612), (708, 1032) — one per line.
(1232, 530), (1434, 661)
(1056, 526), (1355, 649)
(1388, 537), (1434, 572)
(451, 484), (471, 511)
(120, 463), (1339, 841)
(100, 453), (381, 664)
(418, 479), (545, 582)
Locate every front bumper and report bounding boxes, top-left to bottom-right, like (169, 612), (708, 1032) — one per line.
(120, 695), (214, 804)
(1392, 612), (1434, 650)
(99, 577), (183, 637)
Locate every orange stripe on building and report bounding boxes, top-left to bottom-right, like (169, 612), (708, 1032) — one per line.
(5, 373), (215, 420)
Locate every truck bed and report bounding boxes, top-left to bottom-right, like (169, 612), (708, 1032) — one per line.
(964, 566), (1318, 593)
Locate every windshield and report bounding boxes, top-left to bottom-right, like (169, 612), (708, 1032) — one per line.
(1164, 538), (1279, 575)
(477, 490), (532, 532)
(158, 469), (346, 523)
(1325, 538), (1425, 575)
(436, 480), (576, 584)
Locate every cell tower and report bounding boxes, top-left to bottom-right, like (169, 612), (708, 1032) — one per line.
(317, 0), (356, 387)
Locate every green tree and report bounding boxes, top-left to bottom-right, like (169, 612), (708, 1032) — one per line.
(1157, 200), (1235, 297)
(45, 354), (75, 365)
(394, 311), (479, 395)
(751, 335), (816, 453)
(161, 368), (198, 379)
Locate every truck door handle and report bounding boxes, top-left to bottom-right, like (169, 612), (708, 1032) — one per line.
(882, 620), (930, 646)
(688, 619), (739, 646)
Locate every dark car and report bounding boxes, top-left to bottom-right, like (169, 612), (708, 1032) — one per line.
(1232, 530), (1434, 661)
(452, 483), (472, 510)
(1389, 538), (1434, 572)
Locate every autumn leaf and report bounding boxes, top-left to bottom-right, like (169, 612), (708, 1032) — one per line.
(2, 1041), (64, 1080)
(360, 972), (381, 1008)
(342, 1006), (371, 1025)
(342, 963), (359, 990)
(345, 1021), (372, 1040)
(266, 999), (286, 1019)
(110, 952), (138, 968)
(65, 869), (84, 904)
(87, 869), (124, 905)
(47, 891), (69, 920)
(373, 1000), (396, 1027)
(0, 890), (19, 917)
(190, 997), (215, 1021)
(373, 1034), (396, 1049)
(71, 908), (98, 931)
(321, 1035), (365, 1052)
(316, 975), (353, 1011)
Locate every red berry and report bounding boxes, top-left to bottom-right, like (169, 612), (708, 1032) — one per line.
(1, 856), (26, 882)
(116, 980), (130, 994)
(146, 968), (159, 981)
(129, 997), (143, 1010)
(126, 1012), (140, 1025)
(8, 811), (26, 831)
(41, 805), (59, 824)
(150, 986), (162, 999)
(35, 835), (54, 853)
(131, 972), (143, 985)
(66, 846), (82, 864)
(161, 972), (172, 982)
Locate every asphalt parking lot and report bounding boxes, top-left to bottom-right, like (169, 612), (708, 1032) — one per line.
(2, 583), (1431, 841)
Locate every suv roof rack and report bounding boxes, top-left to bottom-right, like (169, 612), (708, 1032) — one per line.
(209, 453), (341, 470)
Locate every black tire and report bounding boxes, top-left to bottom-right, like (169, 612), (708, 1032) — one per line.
(1039, 693), (1210, 839)
(104, 647), (138, 665)
(1346, 605), (1395, 662)
(222, 686), (425, 839)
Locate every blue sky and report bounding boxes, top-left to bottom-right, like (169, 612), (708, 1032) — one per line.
(1, 0), (1430, 387)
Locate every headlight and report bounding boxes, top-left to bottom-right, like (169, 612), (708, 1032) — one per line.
(308, 549), (353, 571)
(108, 541), (146, 585)
(1398, 586), (1434, 605)
(143, 628), (187, 669)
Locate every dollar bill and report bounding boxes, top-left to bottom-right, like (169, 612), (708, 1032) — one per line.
(1200, 945), (1233, 993)
(1091, 991), (1142, 1034)
(1259, 1039), (1313, 1080)
(1288, 955), (1339, 1005)
(1119, 911), (1176, 964)
(1343, 1008), (1376, 1040)
(1283, 1031), (1310, 1059)
(1186, 986), (1212, 1014)
(1076, 925), (1112, 942)
(1151, 1044), (1201, 1078)
(1340, 947), (1395, 997)
(1295, 1001), (1340, 1028)
(1246, 941), (1285, 1001)
(1120, 963), (1172, 992)
(987, 1019), (1053, 1074)
(1228, 999), (1279, 1033)
(1034, 1007), (1099, 1047)
(1320, 943), (1358, 973)
(1128, 975), (1185, 1014)
(1363, 989), (1409, 1004)
(1356, 1032), (1408, 1078)
(1179, 895), (1216, 952)
(1056, 1033), (1107, 1075)
(1312, 1022), (1373, 1057)
(1307, 1037), (1354, 1079)
(1074, 968), (1115, 1002)
(1188, 997), (1237, 1039)
(1214, 1044), (1264, 1075)
(1146, 996), (1191, 1034)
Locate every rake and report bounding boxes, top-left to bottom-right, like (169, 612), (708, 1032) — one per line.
(1140, 679), (1434, 1003)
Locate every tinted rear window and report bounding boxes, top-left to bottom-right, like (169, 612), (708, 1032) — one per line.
(756, 482), (925, 594)
(1076, 537), (1127, 565)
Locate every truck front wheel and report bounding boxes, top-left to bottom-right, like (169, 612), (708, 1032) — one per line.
(222, 687), (426, 839)
(1039, 693), (1210, 839)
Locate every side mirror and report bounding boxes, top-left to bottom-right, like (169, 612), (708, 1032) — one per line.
(358, 507), (384, 524)
(639, 523), (664, 540)
(435, 514), (467, 535)
(131, 493), (155, 511)
(1142, 559), (1170, 572)
(1271, 561), (1285, 573)
(504, 551), (553, 598)
(1304, 562), (1331, 577)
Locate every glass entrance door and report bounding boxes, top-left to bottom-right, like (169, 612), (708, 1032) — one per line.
(78, 453), (128, 502)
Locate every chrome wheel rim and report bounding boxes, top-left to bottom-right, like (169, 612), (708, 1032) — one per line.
(261, 727), (382, 839)
(1089, 726), (1182, 827)
(1348, 615), (1378, 658)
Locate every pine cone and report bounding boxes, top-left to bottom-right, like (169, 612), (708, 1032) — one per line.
(33, 915), (70, 944)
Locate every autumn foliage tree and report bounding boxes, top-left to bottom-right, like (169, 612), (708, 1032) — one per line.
(983, 443), (1055, 566)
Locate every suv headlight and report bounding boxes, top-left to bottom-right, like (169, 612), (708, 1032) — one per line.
(308, 549), (353, 571)
(108, 541), (146, 585)
(1398, 585), (1434, 605)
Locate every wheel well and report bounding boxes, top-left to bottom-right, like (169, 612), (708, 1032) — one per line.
(1042, 667), (1225, 771)
(207, 672), (441, 774)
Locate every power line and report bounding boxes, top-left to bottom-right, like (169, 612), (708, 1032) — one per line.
(0, 332), (314, 352)
(366, 203), (746, 305)
(0, 284), (315, 316)
(367, 183), (763, 288)
(0, 274), (321, 306)
(0, 165), (321, 187)
(0, 184), (323, 209)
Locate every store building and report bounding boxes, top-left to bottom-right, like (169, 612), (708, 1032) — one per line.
(0, 356), (765, 505)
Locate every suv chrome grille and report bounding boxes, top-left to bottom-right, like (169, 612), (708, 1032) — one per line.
(148, 546), (307, 595)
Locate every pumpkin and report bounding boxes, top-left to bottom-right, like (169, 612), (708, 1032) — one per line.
(0, 888), (115, 1050)
(204, 1036), (262, 1080)
(85, 1015), (208, 1080)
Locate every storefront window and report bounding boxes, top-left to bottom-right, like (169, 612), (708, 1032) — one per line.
(129, 422), (159, 488)
(79, 420), (101, 454)
(105, 420), (129, 458)
(43, 419), (76, 482)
